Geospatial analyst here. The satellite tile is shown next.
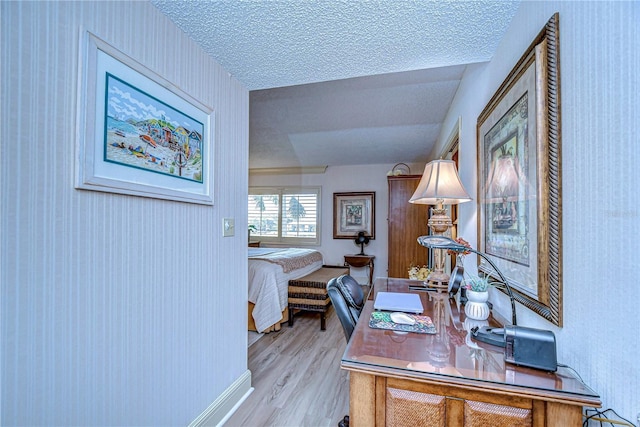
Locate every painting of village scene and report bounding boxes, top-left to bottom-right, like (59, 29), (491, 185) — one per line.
(104, 73), (204, 183)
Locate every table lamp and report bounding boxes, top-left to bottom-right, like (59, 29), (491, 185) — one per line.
(409, 159), (471, 286)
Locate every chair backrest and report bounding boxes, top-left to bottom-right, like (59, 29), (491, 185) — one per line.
(327, 274), (365, 342)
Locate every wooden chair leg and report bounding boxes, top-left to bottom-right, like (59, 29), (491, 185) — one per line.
(288, 305), (294, 327)
(321, 312), (326, 330)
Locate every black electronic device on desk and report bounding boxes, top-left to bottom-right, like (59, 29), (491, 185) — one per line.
(472, 326), (558, 372)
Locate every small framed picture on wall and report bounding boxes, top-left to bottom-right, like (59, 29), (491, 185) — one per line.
(333, 192), (375, 239)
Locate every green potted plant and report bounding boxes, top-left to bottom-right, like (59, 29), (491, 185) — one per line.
(465, 275), (491, 292)
(463, 275), (492, 320)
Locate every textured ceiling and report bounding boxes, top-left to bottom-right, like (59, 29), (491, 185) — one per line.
(249, 65), (466, 168)
(151, 0), (521, 168)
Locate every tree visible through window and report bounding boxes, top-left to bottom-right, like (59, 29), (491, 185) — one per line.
(248, 187), (320, 245)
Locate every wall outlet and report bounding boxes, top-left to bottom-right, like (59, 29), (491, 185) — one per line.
(222, 218), (235, 237)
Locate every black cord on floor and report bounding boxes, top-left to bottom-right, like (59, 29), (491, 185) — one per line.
(583, 408), (637, 427)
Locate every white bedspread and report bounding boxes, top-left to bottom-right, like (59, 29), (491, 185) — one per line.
(248, 248), (323, 332)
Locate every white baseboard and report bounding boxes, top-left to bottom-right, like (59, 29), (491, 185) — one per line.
(189, 369), (253, 427)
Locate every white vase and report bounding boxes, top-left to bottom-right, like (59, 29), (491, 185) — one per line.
(464, 290), (490, 320)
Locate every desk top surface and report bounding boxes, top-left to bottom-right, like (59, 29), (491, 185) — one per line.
(341, 277), (600, 405)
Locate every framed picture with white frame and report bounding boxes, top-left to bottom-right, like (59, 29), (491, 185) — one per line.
(75, 30), (214, 205)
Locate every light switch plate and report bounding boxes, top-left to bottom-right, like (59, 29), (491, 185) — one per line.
(222, 217), (235, 237)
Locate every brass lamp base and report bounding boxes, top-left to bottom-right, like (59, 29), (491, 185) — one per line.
(427, 270), (450, 284)
(425, 203), (453, 291)
(428, 207), (452, 234)
(427, 272), (449, 293)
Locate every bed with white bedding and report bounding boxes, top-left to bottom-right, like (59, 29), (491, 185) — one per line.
(248, 247), (323, 332)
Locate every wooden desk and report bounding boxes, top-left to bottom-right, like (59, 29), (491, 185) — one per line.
(344, 254), (375, 285)
(248, 240), (260, 247)
(341, 277), (600, 427)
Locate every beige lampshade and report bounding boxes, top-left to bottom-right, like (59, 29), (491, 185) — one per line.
(409, 159), (472, 205)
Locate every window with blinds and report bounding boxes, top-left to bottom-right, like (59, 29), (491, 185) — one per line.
(248, 187), (321, 245)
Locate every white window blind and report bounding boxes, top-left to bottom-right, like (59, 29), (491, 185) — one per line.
(248, 187), (321, 245)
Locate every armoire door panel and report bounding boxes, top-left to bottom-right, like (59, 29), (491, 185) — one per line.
(388, 176), (429, 278)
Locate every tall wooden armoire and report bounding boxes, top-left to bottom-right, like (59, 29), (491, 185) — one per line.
(387, 175), (430, 278)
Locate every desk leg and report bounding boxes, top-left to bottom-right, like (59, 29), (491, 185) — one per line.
(350, 371), (376, 427)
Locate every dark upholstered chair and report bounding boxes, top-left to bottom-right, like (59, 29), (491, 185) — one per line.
(327, 274), (365, 342)
(328, 274), (364, 427)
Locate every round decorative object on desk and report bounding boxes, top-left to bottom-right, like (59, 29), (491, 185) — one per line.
(464, 290), (490, 320)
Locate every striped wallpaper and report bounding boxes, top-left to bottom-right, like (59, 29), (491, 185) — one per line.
(439, 1), (640, 422)
(2, 1), (249, 425)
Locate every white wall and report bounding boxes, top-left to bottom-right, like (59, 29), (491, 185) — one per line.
(1, 2), (249, 425)
(433, 1), (640, 421)
(250, 162), (427, 283)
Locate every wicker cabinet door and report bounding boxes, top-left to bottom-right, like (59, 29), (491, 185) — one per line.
(383, 377), (538, 427)
(385, 387), (446, 427)
(464, 400), (532, 427)
(387, 176), (429, 278)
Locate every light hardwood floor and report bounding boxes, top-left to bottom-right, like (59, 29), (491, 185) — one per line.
(225, 307), (350, 427)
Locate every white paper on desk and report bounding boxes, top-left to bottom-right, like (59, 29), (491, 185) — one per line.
(374, 292), (424, 314)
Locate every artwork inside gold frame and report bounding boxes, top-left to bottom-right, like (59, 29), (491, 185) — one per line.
(476, 13), (562, 326)
(333, 192), (375, 239)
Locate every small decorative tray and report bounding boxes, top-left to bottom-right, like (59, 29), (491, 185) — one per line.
(369, 311), (436, 334)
